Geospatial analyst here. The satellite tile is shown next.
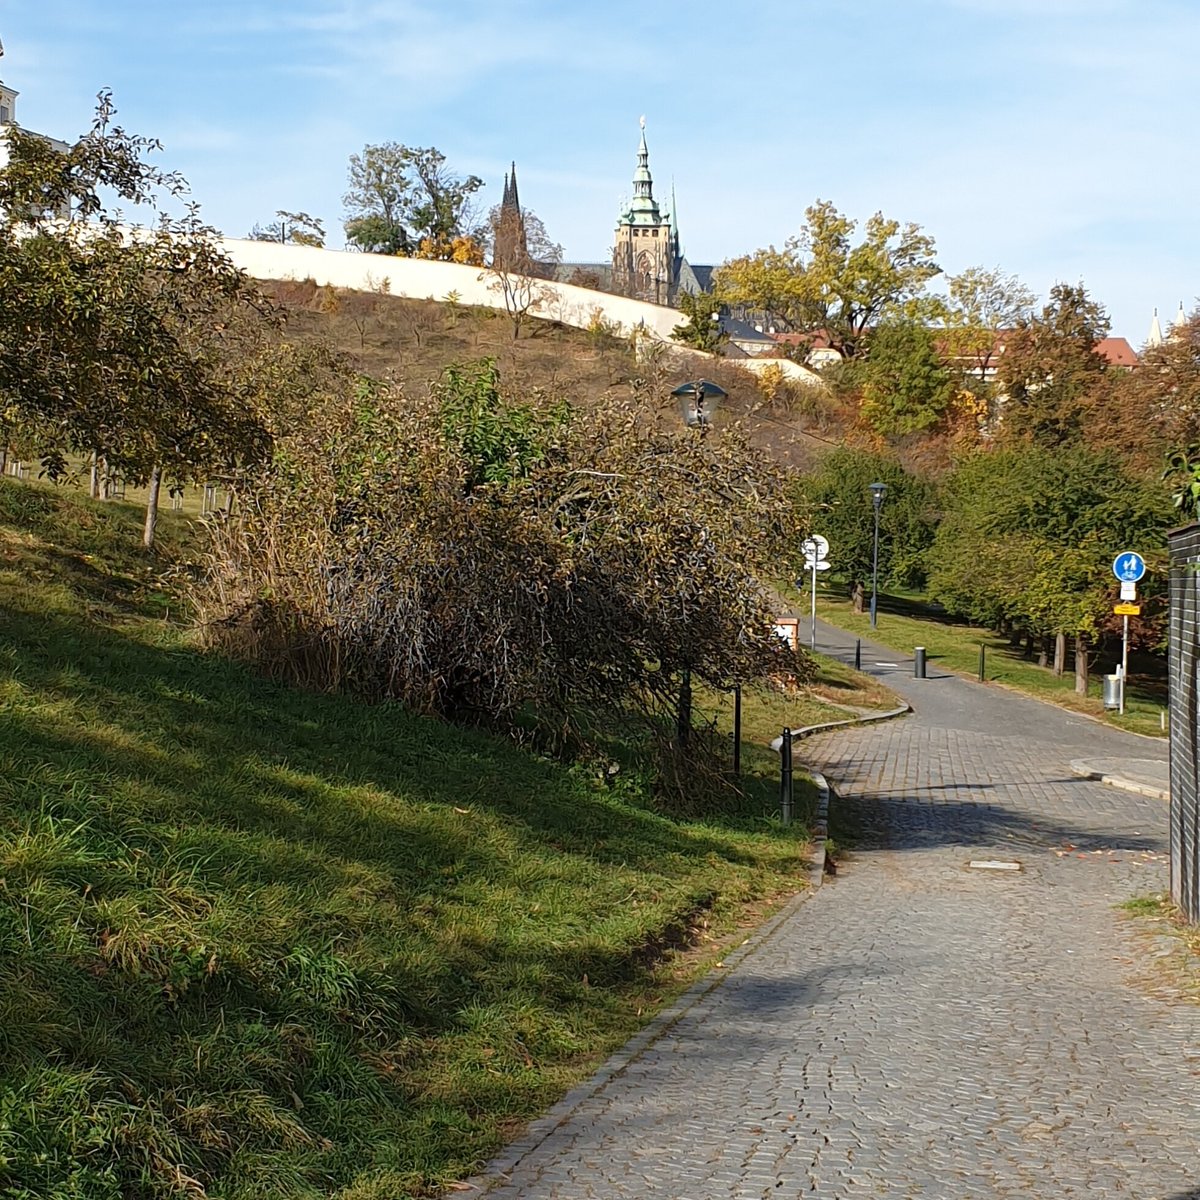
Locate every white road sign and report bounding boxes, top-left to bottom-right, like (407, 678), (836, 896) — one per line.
(801, 535), (829, 561)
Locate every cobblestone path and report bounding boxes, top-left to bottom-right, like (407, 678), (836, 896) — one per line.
(473, 626), (1200, 1199)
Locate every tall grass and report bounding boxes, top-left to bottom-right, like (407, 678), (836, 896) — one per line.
(0, 479), (819, 1199)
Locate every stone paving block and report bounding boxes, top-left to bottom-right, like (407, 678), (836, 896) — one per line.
(466, 633), (1198, 1199)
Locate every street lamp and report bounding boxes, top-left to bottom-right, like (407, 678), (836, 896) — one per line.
(868, 481), (887, 628)
(671, 378), (727, 433)
(666, 379), (729, 747)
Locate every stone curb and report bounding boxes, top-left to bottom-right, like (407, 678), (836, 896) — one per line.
(449, 701), (910, 1197)
(1069, 760), (1170, 802)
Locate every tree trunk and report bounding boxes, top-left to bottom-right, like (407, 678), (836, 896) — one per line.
(1037, 636), (1050, 669)
(1074, 632), (1089, 696)
(851, 581), (865, 614)
(1022, 631), (1035, 660)
(1009, 625), (1023, 649)
(1053, 632), (1066, 677)
(677, 667), (692, 747)
(0, 447), (7, 476)
(143, 466), (161, 549)
(89, 451), (100, 500)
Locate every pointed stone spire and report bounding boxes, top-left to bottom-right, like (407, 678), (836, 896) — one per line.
(1148, 307), (1164, 348)
(1173, 301), (1188, 335)
(506, 161), (520, 213)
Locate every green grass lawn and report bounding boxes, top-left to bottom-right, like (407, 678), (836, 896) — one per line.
(815, 585), (1167, 739)
(0, 478), (855, 1200)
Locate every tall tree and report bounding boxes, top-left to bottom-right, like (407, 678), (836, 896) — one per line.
(343, 142), (483, 256)
(942, 266), (1036, 378)
(0, 93), (274, 545)
(928, 445), (1172, 692)
(856, 319), (960, 437)
(796, 449), (935, 612)
(714, 200), (940, 357)
(997, 282), (1110, 447)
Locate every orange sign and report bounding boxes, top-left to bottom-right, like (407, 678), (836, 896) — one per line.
(1113, 603), (1141, 615)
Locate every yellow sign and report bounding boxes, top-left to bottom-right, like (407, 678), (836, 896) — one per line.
(1114, 603), (1141, 615)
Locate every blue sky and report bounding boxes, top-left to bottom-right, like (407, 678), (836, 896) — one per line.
(6, 0), (1197, 343)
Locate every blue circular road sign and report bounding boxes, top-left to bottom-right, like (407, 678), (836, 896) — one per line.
(1112, 552), (1146, 583)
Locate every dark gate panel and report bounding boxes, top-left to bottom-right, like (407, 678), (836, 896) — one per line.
(1168, 523), (1200, 921)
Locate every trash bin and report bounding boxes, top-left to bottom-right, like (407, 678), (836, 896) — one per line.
(1102, 674), (1121, 710)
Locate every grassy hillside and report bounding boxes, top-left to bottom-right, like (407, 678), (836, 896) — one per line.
(259, 278), (841, 470)
(0, 479), (838, 1199)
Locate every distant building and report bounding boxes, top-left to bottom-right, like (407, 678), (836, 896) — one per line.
(558, 120), (713, 307)
(491, 161), (527, 269)
(0, 46), (70, 190)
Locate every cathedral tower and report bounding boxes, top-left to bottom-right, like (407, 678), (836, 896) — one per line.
(612, 119), (679, 305)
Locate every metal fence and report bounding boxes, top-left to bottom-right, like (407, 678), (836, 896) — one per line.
(1168, 522), (1200, 921)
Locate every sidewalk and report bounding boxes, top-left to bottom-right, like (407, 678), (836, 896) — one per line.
(810, 615), (1170, 803)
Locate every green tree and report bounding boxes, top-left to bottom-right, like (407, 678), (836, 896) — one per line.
(796, 449), (935, 611)
(997, 282), (1110, 447)
(0, 94), (274, 546)
(249, 209), (325, 247)
(343, 142), (483, 255)
(928, 445), (1171, 692)
(713, 200), (940, 357)
(857, 319), (959, 437)
(672, 291), (728, 353)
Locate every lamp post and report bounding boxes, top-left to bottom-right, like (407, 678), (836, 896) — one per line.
(668, 379), (728, 746)
(868, 481), (887, 629)
(670, 378), (727, 434)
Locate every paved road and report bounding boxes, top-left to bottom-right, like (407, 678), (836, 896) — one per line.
(471, 624), (1200, 1199)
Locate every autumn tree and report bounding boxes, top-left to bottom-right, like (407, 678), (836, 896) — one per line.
(942, 266), (1035, 378)
(0, 93), (274, 546)
(249, 209), (325, 247)
(714, 200), (940, 357)
(1094, 308), (1200, 472)
(343, 142), (483, 256)
(997, 282), (1110, 447)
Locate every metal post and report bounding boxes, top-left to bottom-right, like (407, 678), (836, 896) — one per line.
(914, 646), (927, 678)
(978, 644), (985, 682)
(870, 501), (881, 628)
(732, 685), (742, 778)
(779, 727), (793, 826)
(1119, 614), (1129, 715)
(810, 558), (818, 651)
(855, 639), (861, 671)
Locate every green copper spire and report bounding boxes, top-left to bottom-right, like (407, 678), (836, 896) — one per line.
(623, 116), (661, 226)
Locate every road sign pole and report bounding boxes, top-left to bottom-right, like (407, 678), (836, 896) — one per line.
(1120, 613), (1129, 716)
(810, 558), (817, 650)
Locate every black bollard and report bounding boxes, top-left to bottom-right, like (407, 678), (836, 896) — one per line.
(779, 727), (793, 827)
(978, 644), (986, 682)
(914, 646), (927, 678)
(854, 638), (861, 671)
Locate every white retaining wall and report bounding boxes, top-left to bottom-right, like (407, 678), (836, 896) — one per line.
(219, 238), (823, 387)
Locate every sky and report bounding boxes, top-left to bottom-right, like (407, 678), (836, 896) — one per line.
(4, 0), (1198, 344)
